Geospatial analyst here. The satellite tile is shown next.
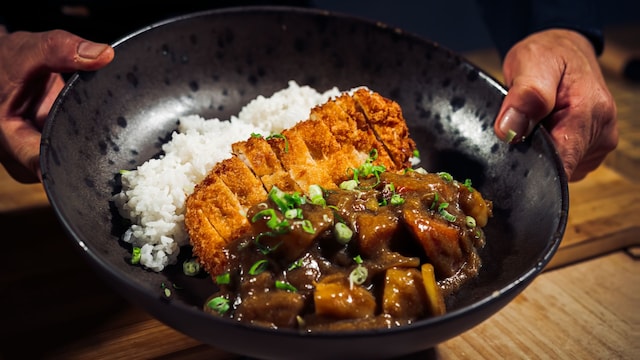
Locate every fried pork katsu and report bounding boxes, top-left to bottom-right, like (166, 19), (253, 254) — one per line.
(185, 88), (416, 275)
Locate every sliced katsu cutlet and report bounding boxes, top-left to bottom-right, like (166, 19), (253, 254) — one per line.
(327, 92), (397, 172)
(185, 170), (251, 275)
(267, 126), (338, 192)
(308, 99), (369, 167)
(186, 88), (418, 276)
(352, 88), (416, 169)
(292, 118), (363, 185)
(231, 135), (302, 193)
(215, 155), (268, 214)
(183, 205), (227, 275)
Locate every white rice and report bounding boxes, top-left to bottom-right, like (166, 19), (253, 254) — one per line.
(112, 81), (343, 271)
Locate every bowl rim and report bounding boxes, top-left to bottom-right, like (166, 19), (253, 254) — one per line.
(40, 4), (569, 341)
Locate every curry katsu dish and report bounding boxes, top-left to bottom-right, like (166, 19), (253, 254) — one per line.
(184, 88), (493, 331)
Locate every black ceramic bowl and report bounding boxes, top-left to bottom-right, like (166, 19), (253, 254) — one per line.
(40, 6), (568, 360)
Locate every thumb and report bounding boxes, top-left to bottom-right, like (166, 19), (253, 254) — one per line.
(494, 49), (563, 143)
(6, 30), (114, 79)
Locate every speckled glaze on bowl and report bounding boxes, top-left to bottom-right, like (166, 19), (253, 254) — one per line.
(40, 6), (568, 360)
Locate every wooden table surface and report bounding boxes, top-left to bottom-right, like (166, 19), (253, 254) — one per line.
(1, 34), (639, 359)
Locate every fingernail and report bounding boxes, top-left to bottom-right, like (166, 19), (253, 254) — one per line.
(78, 41), (109, 59)
(499, 107), (530, 143)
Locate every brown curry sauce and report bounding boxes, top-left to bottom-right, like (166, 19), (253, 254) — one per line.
(204, 170), (492, 331)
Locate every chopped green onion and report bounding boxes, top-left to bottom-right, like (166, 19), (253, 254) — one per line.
(249, 259), (269, 275)
(359, 163), (374, 177)
(334, 222), (353, 244)
(284, 208), (302, 219)
(275, 280), (297, 292)
(368, 149), (379, 161)
(440, 209), (457, 222)
(349, 167), (361, 183)
(339, 179), (358, 191)
(349, 149), (386, 187)
(360, 162), (386, 179)
(385, 183), (396, 193)
(251, 208), (289, 233)
(182, 259), (201, 276)
(300, 219), (315, 234)
(266, 133), (289, 152)
(119, 169), (130, 175)
(130, 246), (141, 264)
(268, 186), (307, 216)
(309, 185), (322, 197)
(349, 264), (368, 288)
(412, 149), (420, 158)
(160, 283), (171, 297)
(268, 186), (289, 213)
(505, 129), (517, 143)
(390, 194), (405, 205)
(349, 255), (369, 287)
(285, 192), (306, 207)
(438, 172), (453, 182)
(430, 192), (440, 210)
(251, 207), (275, 223)
(250, 133), (263, 138)
(207, 296), (230, 314)
(288, 259), (304, 270)
(466, 216), (477, 228)
(463, 178), (474, 192)
(215, 273), (231, 285)
(308, 185), (325, 206)
(381, 183), (405, 206)
(437, 202), (457, 222)
(311, 196), (326, 206)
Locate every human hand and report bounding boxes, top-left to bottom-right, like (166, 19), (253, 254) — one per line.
(0, 28), (114, 183)
(493, 29), (618, 181)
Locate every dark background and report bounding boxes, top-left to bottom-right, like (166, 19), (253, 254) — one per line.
(2, 1), (637, 54)
(314, 0), (640, 53)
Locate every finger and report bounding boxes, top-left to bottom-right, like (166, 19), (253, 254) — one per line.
(33, 74), (66, 128)
(8, 30), (114, 80)
(494, 46), (563, 143)
(0, 117), (41, 183)
(544, 109), (590, 181)
(565, 119), (619, 181)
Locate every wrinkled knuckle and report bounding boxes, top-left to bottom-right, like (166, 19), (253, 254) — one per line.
(562, 149), (581, 179)
(591, 83), (617, 118)
(517, 81), (554, 117)
(600, 91), (616, 119)
(39, 30), (75, 59)
(40, 30), (63, 52)
(590, 89), (619, 151)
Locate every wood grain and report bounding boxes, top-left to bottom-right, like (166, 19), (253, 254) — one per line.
(438, 251), (639, 360)
(546, 165), (640, 270)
